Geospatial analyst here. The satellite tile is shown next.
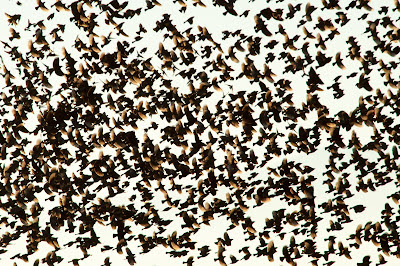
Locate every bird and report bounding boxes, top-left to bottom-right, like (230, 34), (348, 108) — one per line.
(0, 1), (398, 266)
